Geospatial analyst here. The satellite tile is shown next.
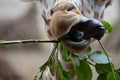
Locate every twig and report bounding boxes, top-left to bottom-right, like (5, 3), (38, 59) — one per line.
(39, 43), (58, 80)
(98, 40), (116, 80)
(0, 39), (60, 45)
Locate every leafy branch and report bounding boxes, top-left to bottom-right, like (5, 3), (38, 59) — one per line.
(0, 21), (120, 80)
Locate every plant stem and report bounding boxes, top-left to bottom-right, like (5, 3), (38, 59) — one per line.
(0, 39), (60, 45)
(56, 43), (59, 61)
(39, 43), (58, 80)
(49, 43), (58, 61)
(98, 40), (116, 80)
(40, 70), (44, 80)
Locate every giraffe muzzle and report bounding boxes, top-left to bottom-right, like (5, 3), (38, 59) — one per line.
(61, 19), (105, 53)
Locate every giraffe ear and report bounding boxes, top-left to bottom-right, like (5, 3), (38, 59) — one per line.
(105, 0), (112, 8)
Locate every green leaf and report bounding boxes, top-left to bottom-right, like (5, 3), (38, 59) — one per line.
(49, 66), (54, 76)
(63, 70), (71, 79)
(71, 55), (84, 80)
(71, 55), (92, 80)
(97, 73), (108, 80)
(101, 21), (114, 34)
(47, 60), (54, 76)
(60, 44), (70, 62)
(80, 60), (92, 80)
(95, 63), (113, 74)
(90, 51), (112, 64)
(56, 60), (71, 80)
(78, 47), (92, 59)
(106, 72), (120, 80)
(116, 68), (120, 76)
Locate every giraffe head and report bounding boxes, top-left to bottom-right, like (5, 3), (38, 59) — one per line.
(41, 0), (111, 53)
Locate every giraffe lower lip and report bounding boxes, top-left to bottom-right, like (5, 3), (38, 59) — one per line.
(61, 39), (90, 53)
(62, 39), (90, 46)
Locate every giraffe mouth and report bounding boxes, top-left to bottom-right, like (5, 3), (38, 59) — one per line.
(60, 19), (105, 53)
(60, 22), (91, 53)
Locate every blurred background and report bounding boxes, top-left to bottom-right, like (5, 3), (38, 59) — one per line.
(0, 0), (119, 80)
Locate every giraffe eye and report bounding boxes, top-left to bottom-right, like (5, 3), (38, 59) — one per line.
(50, 10), (54, 16)
(67, 7), (74, 11)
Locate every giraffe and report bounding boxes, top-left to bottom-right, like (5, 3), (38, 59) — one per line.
(38, 0), (112, 80)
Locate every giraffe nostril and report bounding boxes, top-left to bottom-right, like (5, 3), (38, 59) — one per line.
(82, 19), (105, 40)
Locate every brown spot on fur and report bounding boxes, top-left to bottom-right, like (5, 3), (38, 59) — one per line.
(106, 0), (111, 8)
(100, 11), (104, 19)
(94, 11), (99, 19)
(87, 9), (91, 13)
